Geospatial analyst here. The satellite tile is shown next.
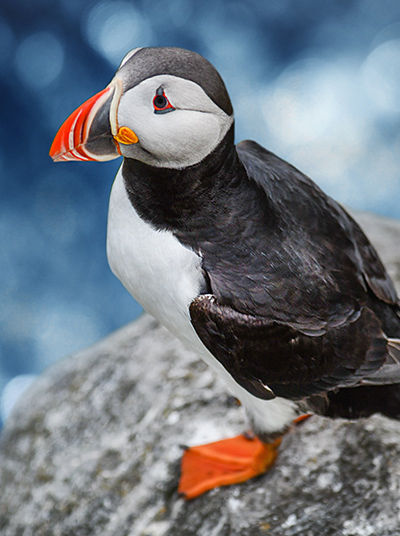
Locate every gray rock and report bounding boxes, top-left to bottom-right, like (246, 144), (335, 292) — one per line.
(1, 211), (400, 536)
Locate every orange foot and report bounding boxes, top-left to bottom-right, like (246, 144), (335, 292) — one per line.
(178, 434), (281, 499)
(178, 414), (312, 500)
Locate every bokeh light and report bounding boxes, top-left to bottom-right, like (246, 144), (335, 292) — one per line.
(85, 1), (153, 65)
(33, 304), (103, 368)
(1, 375), (37, 423)
(15, 32), (64, 89)
(362, 39), (400, 113)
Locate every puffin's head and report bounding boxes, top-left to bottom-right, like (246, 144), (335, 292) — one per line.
(50, 47), (233, 169)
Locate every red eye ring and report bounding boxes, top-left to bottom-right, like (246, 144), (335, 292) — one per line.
(153, 90), (175, 114)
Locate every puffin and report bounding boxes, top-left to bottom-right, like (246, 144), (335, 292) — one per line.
(50, 47), (400, 499)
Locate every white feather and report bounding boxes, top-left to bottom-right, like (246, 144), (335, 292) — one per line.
(118, 47), (142, 69)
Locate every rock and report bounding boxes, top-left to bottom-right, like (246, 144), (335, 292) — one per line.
(1, 210), (400, 536)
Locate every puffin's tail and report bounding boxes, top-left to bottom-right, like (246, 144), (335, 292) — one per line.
(325, 383), (400, 420)
(324, 338), (400, 420)
(360, 338), (400, 386)
(388, 338), (400, 364)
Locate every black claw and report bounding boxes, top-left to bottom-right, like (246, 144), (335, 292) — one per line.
(179, 443), (190, 451)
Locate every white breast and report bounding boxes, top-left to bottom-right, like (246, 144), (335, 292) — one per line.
(106, 166), (204, 345)
(106, 165), (299, 435)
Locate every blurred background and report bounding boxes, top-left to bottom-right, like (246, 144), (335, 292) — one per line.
(1, 0), (400, 425)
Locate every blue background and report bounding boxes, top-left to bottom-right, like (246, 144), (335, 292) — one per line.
(1, 0), (400, 424)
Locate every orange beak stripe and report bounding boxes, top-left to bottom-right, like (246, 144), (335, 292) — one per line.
(49, 87), (112, 162)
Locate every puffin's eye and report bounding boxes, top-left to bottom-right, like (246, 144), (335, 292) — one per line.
(154, 95), (167, 108)
(153, 89), (175, 114)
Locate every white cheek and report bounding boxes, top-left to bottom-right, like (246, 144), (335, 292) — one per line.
(116, 75), (233, 167)
(117, 88), (149, 131)
(118, 99), (225, 166)
(141, 111), (222, 164)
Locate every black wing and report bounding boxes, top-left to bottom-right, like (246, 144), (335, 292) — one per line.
(235, 140), (399, 313)
(189, 141), (399, 400)
(343, 211), (399, 305)
(190, 295), (387, 400)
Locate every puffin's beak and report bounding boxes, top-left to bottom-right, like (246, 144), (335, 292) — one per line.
(49, 78), (137, 162)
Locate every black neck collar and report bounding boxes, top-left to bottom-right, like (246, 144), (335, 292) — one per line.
(121, 125), (247, 236)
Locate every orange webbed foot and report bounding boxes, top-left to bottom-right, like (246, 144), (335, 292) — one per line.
(178, 434), (281, 500)
(178, 414), (312, 499)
